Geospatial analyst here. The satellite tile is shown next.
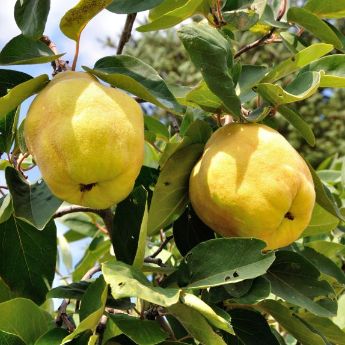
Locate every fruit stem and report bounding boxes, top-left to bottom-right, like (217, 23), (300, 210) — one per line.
(72, 38), (80, 71)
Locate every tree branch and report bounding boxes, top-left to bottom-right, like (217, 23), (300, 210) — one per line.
(117, 13), (137, 55)
(53, 206), (104, 219)
(143, 235), (174, 267)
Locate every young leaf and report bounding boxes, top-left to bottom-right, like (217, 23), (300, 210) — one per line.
(84, 55), (184, 114)
(229, 309), (280, 345)
(259, 300), (327, 345)
(107, 0), (165, 14)
(304, 0), (345, 19)
(102, 261), (180, 307)
(0, 217), (56, 304)
(277, 105), (315, 146)
(287, 7), (342, 49)
(0, 35), (63, 65)
(178, 23), (242, 118)
(266, 250), (337, 317)
(5, 167), (62, 230)
(0, 298), (52, 344)
(60, 0), (112, 41)
(14, 0), (50, 39)
(108, 314), (168, 345)
(0, 74), (48, 120)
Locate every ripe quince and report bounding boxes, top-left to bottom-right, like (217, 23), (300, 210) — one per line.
(189, 123), (315, 250)
(24, 71), (144, 209)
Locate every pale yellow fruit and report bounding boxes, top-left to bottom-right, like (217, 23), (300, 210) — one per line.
(189, 123), (315, 250)
(25, 71), (144, 209)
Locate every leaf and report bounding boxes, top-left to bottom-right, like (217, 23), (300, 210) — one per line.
(229, 309), (279, 345)
(306, 241), (345, 265)
(246, 105), (272, 123)
(60, 0), (113, 41)
(108, 314), (168, 345)
(102, 261), (180, 307)
(112, 186), (147, 267)
(0, 107), (20, 153)
(169, 238), (275, 289)
(72, 236), (111, 281)
(300, 246), (345, 284)
(0, 194), (13, 224)
(0, 69), (32, 96)
(0, 217), (56, 304)
(173, 205), (214, 257)
(57, 234), (73, 271)
(277, 105), (315, 146)
(0, 298), (53, 345)
(137, 0), (204, 32)
(35, 328), (69, 345)
(0, 35), (63, 65)
(287, 7), (342, 49)
(84, 55), (184, 114)
(0, 331), (26, 345)
(107, 0), (165, 14)
(302, 203), (339, 237)
(261, 43), (333, 83)
(0, 75), (48, 120)
(14, 0), (50, 39)
(304, 0), (345, 19)
(180, 292), (234, 334)
(259, 300), (327, 345)
(265, 250), (337, 317)
(167, 303), (227, 345)
(147, 144), (204, 235)
(178, 23), (241, 118)
(256, 71), (321, 105)
(6, 167), (62, 229)
(62, 277), (108, 344)
(144, 116), (169, 140)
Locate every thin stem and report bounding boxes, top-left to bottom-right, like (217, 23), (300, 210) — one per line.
(151, 235), (173, 258)
(17, 152), (29, 177)
(53, 206), (104, 219)
(72, 39), (80, 71)
(117, 13), (137, 55)
(81, 264), (101, 280)
(99, 208), (114, 240)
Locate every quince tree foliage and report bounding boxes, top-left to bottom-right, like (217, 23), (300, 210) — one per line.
(0, 0), (345, 344)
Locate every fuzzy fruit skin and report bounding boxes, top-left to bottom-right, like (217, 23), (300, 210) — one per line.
(189, 123), (315, 250)
(24, 71), (144, 209)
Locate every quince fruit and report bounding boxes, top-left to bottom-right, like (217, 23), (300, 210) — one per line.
(24, 71), (144, 209)
(189, 123), (315, 250)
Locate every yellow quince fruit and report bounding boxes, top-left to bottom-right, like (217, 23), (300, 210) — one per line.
(189, 123), (315, 250)
(24, 71), (144, 209)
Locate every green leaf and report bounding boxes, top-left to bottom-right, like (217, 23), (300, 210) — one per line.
(167, 303), (227, 345)
(266, 250), (337, 317)
(147, 144), (204, 235)
(170, 238), (275, 289)
(304, 0), (345, 19)
(107, 0), (165, 14)
(0, 217), (56, 304)
(0, 194), (13, 224)
(16, 119), (28, 153)
(246, 105), (272, 123)
(0, 35), (63, 65)
(35, 328), (69, 345)
(108, 314), (168, 345)
(144, 116), (169, 140)
(261, 43), (333, 83)
(0, 69), (32, 96)
(0, 107), (20, 153)
(148, 0), (186, 21)
(112, 186), (147, 267)
(256, 71), (321, 105)
(280, 31), (306, 54)
(6, 167), (62, 229)
(84, 55), (184, 114)
(0, 298), (53, 345)
(302, 203), (339, 237)
(180, 292), (234, 334)
(62, 277), (108, 344)
(287, 7), (342, 49)
(137, 0), (204, 32)
(223, 9), (260, 31)
(229, 309), (279, 345)
(259, 300), (327, 345)
(0, 278), (13, 303)
(305, 241), (345, 265)
(300, 246), (345, 284)
(277, 105), (315, 146)
(178, 23), (241, 118)
(0, 331), (26, 345)
(14, 0), (50, 39)
(60, 0), (113, 41)
(57, 234), (73, 271)
(0, 74), (48, 120)
(72, 236), (111, 281)
(102, 261), (180, 307)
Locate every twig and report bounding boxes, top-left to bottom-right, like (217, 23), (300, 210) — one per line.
(81, 264), (101, 280)
(144, 257), (164, 266)
(134, 96), (146, 103)
(0, 185), (8, 190)
(99, 208), (114, 241)
(56, 299), (75, 332)
(53, 206), (104, 219)
(117, 13), (137, 55)
(16, 152), (29, 178)
(234, 0), (287, 58)
(150, 235), (173, 258)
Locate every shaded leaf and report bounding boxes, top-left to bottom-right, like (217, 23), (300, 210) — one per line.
(0, 35), (63, 65)
(0, 194), (13, 224)
(107, 0), (165, 14)
(0, 69), (32, 96)
(0, 331), (26, 345)
(35, 328), (69, 345)
(0, 107), (20, 153)
(14, 0), (50, 39)
(0, 217), (56, 304)
(6, 167), (62, 229)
